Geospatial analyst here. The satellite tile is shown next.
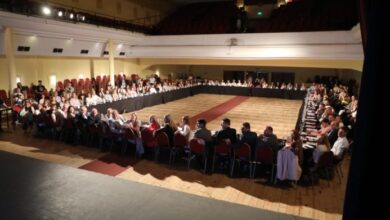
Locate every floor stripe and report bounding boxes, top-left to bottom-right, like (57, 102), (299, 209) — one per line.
(79, 154), (140, 176)
(79, 96), (248, 175)
(189, 96), (249, 129)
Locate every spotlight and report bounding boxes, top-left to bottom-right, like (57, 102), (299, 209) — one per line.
(69, 13), (74, 19)
(58, 11), (63, 17)
(42, 6), (51, 16)
(81, 16), (85, 21)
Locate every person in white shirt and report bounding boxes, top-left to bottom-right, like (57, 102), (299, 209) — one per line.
(91, 90), (102, 104)
(331, 127), (349, 159)
(69, 93), (80, 109)
(176, 115), (191, 139)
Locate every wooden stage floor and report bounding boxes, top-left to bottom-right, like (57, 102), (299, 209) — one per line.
(0, 94), (348, 219)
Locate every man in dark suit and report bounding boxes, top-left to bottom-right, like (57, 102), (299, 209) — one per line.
(238, 122), (258, 151)
(156, 114), (175, 147)
(215, 118), (237, 145)
(258, 126), (279, 157)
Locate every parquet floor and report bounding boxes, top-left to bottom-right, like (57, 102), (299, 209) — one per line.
(0, 94), (347, 219)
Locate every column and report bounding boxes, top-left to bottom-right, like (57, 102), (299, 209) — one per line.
(90, 59), (95, 78)
(4, 27), (17, 94)
(108, 39), (115, 86)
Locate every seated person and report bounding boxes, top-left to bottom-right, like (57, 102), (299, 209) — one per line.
(88, 108), (101, 126)
(69, 93), (80, 109)
(147, 115), (160, 131)
(258, 126), (279, 157)
(102, 108), (113, 122)
(176, 115), (191, 140)
(214, 118), (237, 145)
(238, 122), (257, 151)
(331, 127), (349, 160)
(156, 114), (175, 147)
(312, 134), (331, 164)
(308, 118), (332, 136)
(21, 100), (36, 130)
(193, 118), (212, 142)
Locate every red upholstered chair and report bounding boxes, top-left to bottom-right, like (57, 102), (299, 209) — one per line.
(96, 76), (102, 84)
(170, 133), (188, 165)
(212, 140), (231, 174)
(310, 151), (334, 187)
(188, 138), (208, 173)
(56, 81), (64, 90)
(64, 79), (70, 87)
(71, 79), (77, 87)
(230, 143), (252, 177)
(155, 132), (171, 163)
(252, 147), (275, 181)
(102, 75), (108, 83)
(141, 129), (158, 160)
(78, 79), (85, 87)
(0, 90), (8, 101)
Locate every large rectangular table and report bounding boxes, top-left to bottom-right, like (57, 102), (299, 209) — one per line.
(89, 86), (306, 113)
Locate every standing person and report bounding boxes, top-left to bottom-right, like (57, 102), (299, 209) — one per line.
(35, 80), (46, 101)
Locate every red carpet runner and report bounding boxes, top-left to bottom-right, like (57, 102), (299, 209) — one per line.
(79, 96), (248, 176)
(79, 154), (140, 176)
(189, 96), (249, 129)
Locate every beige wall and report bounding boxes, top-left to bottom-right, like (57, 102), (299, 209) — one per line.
(145, 64), (361, 84)
(0, 58), (9, 90)
(46, 0), (175, 25)
(0, 56), (363, 91)
(139, 58), (363, 72)
(0, 57), (147, 90)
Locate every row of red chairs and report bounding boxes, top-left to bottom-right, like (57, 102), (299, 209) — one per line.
(140, 129), (275, 178)
(56, 74), (140, 90)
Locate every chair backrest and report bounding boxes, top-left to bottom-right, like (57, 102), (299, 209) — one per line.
(214, 140), (230, 155)
(78, 79), (85, 86)
(141, 129), (154, 141)
(317, 151), (334, 169)
(234, 143), (251, 159)
(125, 127), (136, 140)
(64, 79), (70, 87)
(255, 146), (274, 165)
(64, 117), (74, 129)
(56, 81), (64, 89)
(189, 138), (205, 154)
(174, 133), (188, 149)
(155, 132), (170, 148)
(71, 79), (77, 87)
(141, 128), (157, 148)
(0, 90), (8, 100)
